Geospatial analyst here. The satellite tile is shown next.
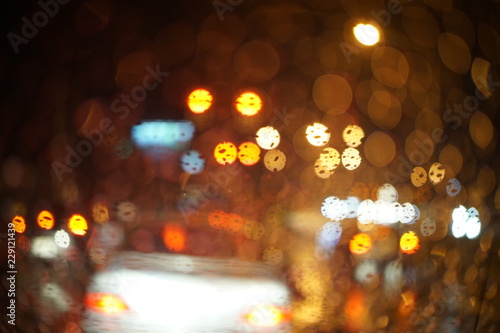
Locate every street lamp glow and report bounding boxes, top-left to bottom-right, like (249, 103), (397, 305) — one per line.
(235, 91), (262, 116)
(353, 23), (380, 46)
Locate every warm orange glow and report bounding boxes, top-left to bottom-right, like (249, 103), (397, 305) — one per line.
(68, 214), (88, 236)
(162, 223), (186, 252)
(208, 210), (228, 230)
(244, 304), (291, 328)
(37, 210), (55, 230)
(225, 213), (244, 232)
(85, 292), (129, 314)
(187, 88), (213, 114)
(235, 92), (262, 116)
(345, 287), (370, 331)
(349, 233), (373, 255)
(214, 142), (238, 165)
(237, 142), (261, 166)
(11, 215), (26, 233)
(400, 231), (420, 254)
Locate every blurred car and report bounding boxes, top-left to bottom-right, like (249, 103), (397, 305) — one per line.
(81, 251), (292, 333)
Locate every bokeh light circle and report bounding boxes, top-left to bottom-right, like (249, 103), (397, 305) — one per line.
(313, 74), (352, 114)
(187, 89), (213, 114)
(256, 126), (280, 150)
(353, 23), (380, 46)
(235, 91), (262, 116)
(237, 142), (261, 166)
(364, 131), (396, 167)
(214, 142), (238, 165)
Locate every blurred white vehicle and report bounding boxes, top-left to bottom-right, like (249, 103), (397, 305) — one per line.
(81, 251), (292, 333)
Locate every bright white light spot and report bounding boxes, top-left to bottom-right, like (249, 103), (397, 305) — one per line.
(54, 230), (70, 248)
(344, 196), (360, 218)
(452, 205), (468, 225)
(321, 196), (348, 221)
(132, 120), (194, 149)
(353, 23), (380, 46)
(452, 205), (482, 239)
(256, 126), (280, 150)
(358, 199), (376, 224)
(466, 217), (481, 239)
(467, 207), (479, 220)
(306, 123), (330, 147)
(452, 218), (467, 238)
(377, 183), (398, 203)
(181, 150), (205, 174)
(399, 202), (416, 224)
(374, 200), (390, 224)
(31, 236), (60, 259)
(388, 202), (402, 224)
(341, 147), (362, 170)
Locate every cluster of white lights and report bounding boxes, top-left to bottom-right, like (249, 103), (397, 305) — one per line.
(253, 126), (288, 172)
(357, 199), (420, 225)
(312, 124), (365, 178)
(131, 120), (195, 149)
(451, 205), (481, 239)
(320, 184), (421, 226)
